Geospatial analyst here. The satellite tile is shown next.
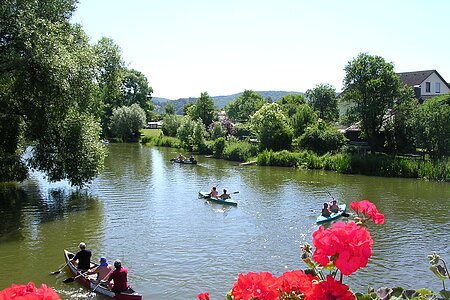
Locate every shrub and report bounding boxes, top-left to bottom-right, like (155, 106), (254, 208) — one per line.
(298, 122), (347, 155)
(213, 137), (226, 158)
(222, 141), (258, 162)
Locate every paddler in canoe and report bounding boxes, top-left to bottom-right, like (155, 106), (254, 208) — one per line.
(103, 259), (129, 293)
(87, 257), (113, 284)
(218, 189), (231, 200)
(329, 200), (342, 213)
(206, 186), (219, 198)
(321, 203), (331, 217)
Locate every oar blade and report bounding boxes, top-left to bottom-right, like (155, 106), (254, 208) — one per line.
(51, 270), (61, 275)
(63, 277), (75, 283)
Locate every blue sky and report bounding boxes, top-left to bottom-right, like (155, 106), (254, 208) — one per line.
(72, 0), (450, 99)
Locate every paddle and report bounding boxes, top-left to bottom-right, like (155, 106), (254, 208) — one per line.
(51, 261), (70, 275)
(92, 269), (113, 292)
(327, 192), (350, 217)
(63, 271), (89, 283)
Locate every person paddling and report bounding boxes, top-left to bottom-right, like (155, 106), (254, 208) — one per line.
(219, 189), (231, 200)
(105, 260), (129, 292)
(321, 203), (331, 217)
(207, 186), (219, 198)
(70, 242), (92, 271)
(329, 200), (341, 213)
(88, 257), (113, 284)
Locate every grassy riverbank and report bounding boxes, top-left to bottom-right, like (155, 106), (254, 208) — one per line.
(140, 129), (450, 181)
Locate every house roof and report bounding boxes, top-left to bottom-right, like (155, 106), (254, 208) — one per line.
(397, 70), (450, 90)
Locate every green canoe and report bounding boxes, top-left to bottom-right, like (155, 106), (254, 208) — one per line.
(198, 191), (237, 206)
(316, 203), (346, 224)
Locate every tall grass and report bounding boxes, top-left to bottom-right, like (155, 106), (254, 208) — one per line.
(257, 150), (450, 181)
(141, 135), (182, 148)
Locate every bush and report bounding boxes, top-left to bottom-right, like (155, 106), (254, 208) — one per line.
(222, 141), (258, 162)
(213, 137), (226, 158)
(298, 122), (347, 154)
(161, 114), (182, 137)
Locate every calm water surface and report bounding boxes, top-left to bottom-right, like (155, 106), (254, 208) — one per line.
(0, 143), (449, 299)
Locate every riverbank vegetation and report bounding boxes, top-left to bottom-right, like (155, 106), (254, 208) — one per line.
(141, 69), (450, 181)
(2, 0), (449, 187)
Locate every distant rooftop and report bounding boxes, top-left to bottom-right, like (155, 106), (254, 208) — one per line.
(396, 70), (436, 86)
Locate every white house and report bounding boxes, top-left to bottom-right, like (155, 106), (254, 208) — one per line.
(397, 70), (450, 102)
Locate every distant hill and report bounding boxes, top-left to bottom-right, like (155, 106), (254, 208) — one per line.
(152, 91), (304, 114)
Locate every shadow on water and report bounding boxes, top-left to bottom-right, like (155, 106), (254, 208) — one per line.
(0, 180), (99, 241)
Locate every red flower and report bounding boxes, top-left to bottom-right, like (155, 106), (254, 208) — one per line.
(312, 222), (373, 275)
(306, 275), (355, 300)
(0, 282), (60, 300)
(350, 200), (384, 224)
(197, 292), (210, 300)
(231, 272), (280, 300)
(278, 270), (316, 298)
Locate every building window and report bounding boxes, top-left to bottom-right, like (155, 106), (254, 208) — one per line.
(436, 82), (440, 93)
(425, 82), (431, 93)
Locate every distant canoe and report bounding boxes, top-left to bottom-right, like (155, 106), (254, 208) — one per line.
(316, 204), (346, 224)
(198, 191), (237, 206)
(170, 159), (197, 164)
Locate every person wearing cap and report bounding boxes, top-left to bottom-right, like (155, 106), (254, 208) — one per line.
(88, 257), (113, 284)
(70, 242), (92, 271)
(105, 260), (129, 292)
(207, 186), (218, 198)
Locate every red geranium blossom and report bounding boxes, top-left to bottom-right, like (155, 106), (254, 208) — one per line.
(197, 291), (210, 300)
(278, 270), (317, 298)
(350, 200), (384, 224)
(0, 282), (60, 300)
(307, 275), (355, 300)
(312, 222), (373, 275)
(231, 272), (280, 300)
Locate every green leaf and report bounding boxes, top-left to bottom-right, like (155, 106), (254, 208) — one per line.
(430, 265), (450, 281)
(439, 289), (450, 299)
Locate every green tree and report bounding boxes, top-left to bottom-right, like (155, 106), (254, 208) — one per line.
(176, 117), (207, 151)
(121, 69), (154, 120)
(225, 90), (265, 123)
(110, 104), (146, 141)
(188, 92), (216, 127)
(250, 103), (293, 151)
(182, 102), (195, 115)
(298, 120), (347, 155)
(306, 83), (339, 122)
(384, 96), (417, 154)
(209, 122), (226, 140)
(290, 104), (318, 137)
(165, 103), (176, 115)
(94, 37), (126, 133)
(161, 114), (182, 137)
(29, 110), (106, 187)
(415, 95), (450, 157)
(278, 94), (307, 117)
(342, 53), (411, 151)
(0, 0), (106, 185)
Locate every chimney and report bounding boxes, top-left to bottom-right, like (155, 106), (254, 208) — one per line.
(413, 85), (421, 100)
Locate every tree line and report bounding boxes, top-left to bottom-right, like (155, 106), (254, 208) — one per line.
(159, 56), (449, 161)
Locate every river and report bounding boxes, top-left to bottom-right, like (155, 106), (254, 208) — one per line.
(0, 143), (449, 299)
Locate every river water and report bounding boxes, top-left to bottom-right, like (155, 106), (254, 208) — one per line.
(0, 143), (449, 299)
